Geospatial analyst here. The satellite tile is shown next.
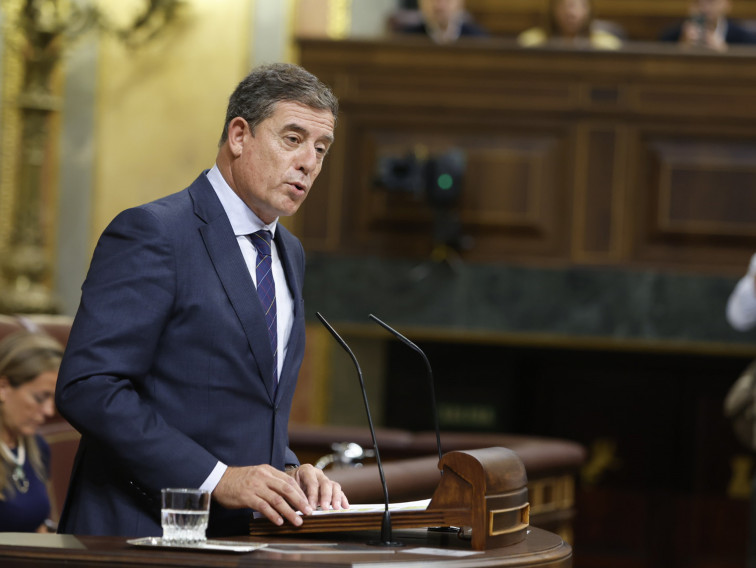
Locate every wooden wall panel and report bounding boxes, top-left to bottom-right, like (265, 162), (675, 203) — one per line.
(573, 126), (626, 261)
(328, 118), (570, 260)
(657, 145), (756, 238)
(633, 85), (756, 121)
(629, 133), (756, 267)
(300, 151), (340, 249)
(298, 38), (756, 274)
(461, 144), (543, 225)
(646, 139), (756, 239)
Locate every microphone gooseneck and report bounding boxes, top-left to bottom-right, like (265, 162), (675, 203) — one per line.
(315, 312), (402, 547)
(368, 314), (443, 466)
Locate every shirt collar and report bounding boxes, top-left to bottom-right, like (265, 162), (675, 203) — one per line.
(206, 165), (277, 237)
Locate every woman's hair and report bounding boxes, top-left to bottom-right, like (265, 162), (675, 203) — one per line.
(546, 0), (594, 38)
(0, 331), (64, 499)
(219, 62), (339, 146)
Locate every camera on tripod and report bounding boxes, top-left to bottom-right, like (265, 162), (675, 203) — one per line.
(374, 146), (471, 256)
(374, 146), (466, 209)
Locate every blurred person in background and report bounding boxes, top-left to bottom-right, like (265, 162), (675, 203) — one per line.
(0, 331), (63, 532)
(395, 0), (488, 43)
(725, 253), (756, 568)
(660, 0), (756, 51)
(518, 0), (622, 50)
(727, 253), (756, 331)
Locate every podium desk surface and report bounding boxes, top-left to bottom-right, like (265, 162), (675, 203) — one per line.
(0, 527), (571, 568)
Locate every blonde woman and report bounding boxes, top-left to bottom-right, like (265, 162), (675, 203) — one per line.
(0, 331), (63, 532)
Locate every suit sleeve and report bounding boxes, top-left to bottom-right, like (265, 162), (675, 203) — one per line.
(55, 207), (218, 493)
(659, 25), (682, 42)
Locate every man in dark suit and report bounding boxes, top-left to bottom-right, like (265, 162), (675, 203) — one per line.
(659, 0), (756, 51)
(54, 63), (349, 538)
(396, 0), (488, 44)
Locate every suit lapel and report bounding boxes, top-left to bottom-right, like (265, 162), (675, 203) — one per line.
(190, 177), (278, 402)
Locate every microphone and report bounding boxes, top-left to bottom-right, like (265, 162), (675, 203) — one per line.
(368, 314), (443, 467)
(315, 312), (402, 547)
(368, 314), (458, 535)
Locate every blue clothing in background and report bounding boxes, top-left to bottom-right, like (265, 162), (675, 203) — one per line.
(0, 435), (50, 532)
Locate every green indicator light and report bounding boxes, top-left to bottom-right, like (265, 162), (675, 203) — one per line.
(437, 173), (453, 190)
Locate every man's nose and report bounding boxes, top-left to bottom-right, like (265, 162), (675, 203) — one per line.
(296, 145), (319, 174)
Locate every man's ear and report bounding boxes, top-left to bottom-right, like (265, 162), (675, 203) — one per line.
(227, 117), (249, 158)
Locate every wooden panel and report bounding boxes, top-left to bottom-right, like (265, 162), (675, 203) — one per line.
(633, 84), (756, 120)
(332, 119), (570, 260)
(298, 38), (756, 273)
(299, 152), (339, 247)
(629, 134), (756, 267)
(342, 74), (578, 113)
(461, 143), (546, 226)
(657, 143), (756, 238)
(573, 126), (627, 260)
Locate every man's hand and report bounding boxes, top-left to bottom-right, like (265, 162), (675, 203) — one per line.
(680, 20), (705, 45)
(680, 18), (728, 52)
(213, 464), (313, 527)
(288, 464), (350, 512)
(212, 464), (349, 527)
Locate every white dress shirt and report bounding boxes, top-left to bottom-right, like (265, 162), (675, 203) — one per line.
(727, 253), (756, 332)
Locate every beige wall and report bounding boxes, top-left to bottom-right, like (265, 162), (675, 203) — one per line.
(92, 0), (255, 245)
(88, 0), (395, 249)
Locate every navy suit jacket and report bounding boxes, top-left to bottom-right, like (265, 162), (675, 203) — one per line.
(55, 172), (306, 537)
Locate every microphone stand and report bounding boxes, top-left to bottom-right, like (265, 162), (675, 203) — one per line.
(368, 314), (442, 465)
(316, 312), (403, 547)
(368, 314), (460, 534)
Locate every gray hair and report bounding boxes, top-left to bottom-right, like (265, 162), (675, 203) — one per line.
(219, 62), (338, 146)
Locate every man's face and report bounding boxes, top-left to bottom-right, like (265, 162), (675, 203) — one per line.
(694, 0), (731, 21)
(555, 0), (590, 36)
(227, 101), (335, 224)
(421, 0), (464, 29)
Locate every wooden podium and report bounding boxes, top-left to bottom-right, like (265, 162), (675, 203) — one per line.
(250, 447), (532, 551)
(0, 527), (571, 567)
(0, 448), (572, 567)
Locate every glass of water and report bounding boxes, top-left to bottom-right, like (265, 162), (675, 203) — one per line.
(161, 488), (211, 544)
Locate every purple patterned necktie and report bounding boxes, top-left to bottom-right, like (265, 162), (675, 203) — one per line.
(250, 230), (277, 383)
